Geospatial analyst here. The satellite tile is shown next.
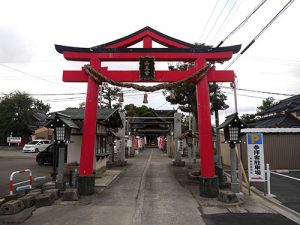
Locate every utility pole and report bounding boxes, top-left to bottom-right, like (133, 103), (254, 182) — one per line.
(213, 82), (223, 185)
(232, 80), (243, 192)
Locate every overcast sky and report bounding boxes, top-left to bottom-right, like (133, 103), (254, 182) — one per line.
(0, 0), (299, 123)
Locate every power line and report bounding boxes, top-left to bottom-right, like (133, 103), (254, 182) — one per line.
(203, 0), (231, 43)
(217, 0), (267, 47)
(0, 63), (81, 91)
(210, 0), (239, 45)
(219, 85), (295, 97)
(222, 90), (280, 100)
(198, 0), (220, 42)
(225, 0), (295, 69)
(212, 0), (245, 45)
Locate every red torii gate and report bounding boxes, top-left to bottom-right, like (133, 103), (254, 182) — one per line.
(55, 27), (241, 197)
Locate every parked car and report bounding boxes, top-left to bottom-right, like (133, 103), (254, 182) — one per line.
(36, 144), (56, 165)
(22, 139), (51, 153)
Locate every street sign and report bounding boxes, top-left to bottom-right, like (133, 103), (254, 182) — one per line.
(7, 137), (22, 144)
(247, 133), (265, 182)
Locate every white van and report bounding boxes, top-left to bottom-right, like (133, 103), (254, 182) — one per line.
(22, 140), (51, 153)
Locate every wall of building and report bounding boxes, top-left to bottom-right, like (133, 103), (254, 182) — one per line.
(240, 133), (300, 169)
(68, 134), (108, 173)
(67, 135), (82, 164)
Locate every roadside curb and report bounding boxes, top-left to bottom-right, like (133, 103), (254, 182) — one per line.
(249, 185), (300, 223)
(224, 172), (300, 224)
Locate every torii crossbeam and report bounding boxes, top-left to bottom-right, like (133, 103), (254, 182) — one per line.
(55, 26), (241, 197)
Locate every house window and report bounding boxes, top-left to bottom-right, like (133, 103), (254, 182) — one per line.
(96, 136), (107, 154)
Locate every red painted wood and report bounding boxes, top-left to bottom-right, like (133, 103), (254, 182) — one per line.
(63, 67), (234, 83)
(195, 59), (215, 178)
(207, 67), (235, 82)
(79, 57), (100, 177)
(143, 36), (152, 48)
(105, 29), (190, 48)
(63, 51), (233, 62)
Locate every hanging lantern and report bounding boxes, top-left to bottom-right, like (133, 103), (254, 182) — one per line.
(170, 90), (176, 100)
(143, 93), (148, 104)
(118, 92), (124, 102)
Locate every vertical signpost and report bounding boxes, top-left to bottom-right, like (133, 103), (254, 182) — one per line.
(247, 133), (265, 182)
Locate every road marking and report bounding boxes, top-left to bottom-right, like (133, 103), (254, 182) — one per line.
(271, 171), (300, 181)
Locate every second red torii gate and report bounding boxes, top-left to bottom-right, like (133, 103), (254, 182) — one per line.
(55, 26), (241, 197)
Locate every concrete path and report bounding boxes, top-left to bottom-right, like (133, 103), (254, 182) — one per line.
(22, 148), (205, 225)
(20, 148), (300, 225)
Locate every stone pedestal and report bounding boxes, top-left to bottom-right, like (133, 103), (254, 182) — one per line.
(78, 176), (95, 195)
(0, 200), (25, 215)
(62, 188), (79, 201)
(172, 160), (185, 167)
(199, 176), (219, 198)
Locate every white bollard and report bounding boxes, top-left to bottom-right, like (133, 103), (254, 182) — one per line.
(266, 163), (273, 197)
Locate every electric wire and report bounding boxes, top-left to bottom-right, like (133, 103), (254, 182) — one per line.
(203, 0), (231, 43)
(225, 0), (295, 69)
(216, 0), (267, 47)
(209, 0), (239, 45)
(212, 0), (245, 45)
(219, 85), (295, 97)
(222, 90), (280, 100)
(0, 63), (82, 91)
(198, 0), (220, 42)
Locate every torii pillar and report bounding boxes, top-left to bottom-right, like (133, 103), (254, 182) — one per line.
(196, 59), (218, 197)
(78, 58), (100, 195)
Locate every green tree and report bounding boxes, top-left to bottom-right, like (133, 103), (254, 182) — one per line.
(240, 113), (257, 125)
(33, 99), (50, 112)
(0, 91), (50, 144)
(124, 104), (155, 117)
(164, 62), (228, 119)
(240, 97), (278, 126)
(100, 83), (122, 109)
(256, 97), (278, 114)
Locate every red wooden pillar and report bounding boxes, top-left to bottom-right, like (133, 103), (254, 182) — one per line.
(78, 57), (100, 195)
(195, 59), (219, 197)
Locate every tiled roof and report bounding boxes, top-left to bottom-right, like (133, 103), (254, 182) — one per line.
(259, 94), (300, 115)
(255, 114), (300, 128)
(48, 108), (118, 120)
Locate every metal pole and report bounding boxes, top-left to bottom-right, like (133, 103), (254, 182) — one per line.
(266, 163), (271, 196)
(232, 80), (243, 192)
(213, 82), (223, 186)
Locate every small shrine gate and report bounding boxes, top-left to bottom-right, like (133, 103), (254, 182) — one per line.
(55, 27), (241, 197)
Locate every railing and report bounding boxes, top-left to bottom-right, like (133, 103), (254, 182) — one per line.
(9, 169), (32, 195)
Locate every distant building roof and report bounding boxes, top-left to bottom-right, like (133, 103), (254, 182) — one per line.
(255, 114), (300, 128)
(50, 108), (118, 121)
(241, 128), (300, 133)
(259, 94), (300, 116)
(47, 108), (123, 129)
(32, 111), (48, 121)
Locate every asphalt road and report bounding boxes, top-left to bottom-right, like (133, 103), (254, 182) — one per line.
(0, 157), (52, 198)
(203, 213), (298, 225)
(252, 171), (300, 213)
